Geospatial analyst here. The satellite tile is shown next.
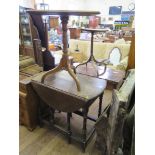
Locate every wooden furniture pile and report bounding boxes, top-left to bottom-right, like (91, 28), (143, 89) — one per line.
(95, 69), (135, 155)
(19, 8), (135, 153)
(19, 55), (43, 131)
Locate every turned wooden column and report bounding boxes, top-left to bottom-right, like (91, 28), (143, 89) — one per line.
(61, 16), (68, 54)
(44, 19), (49, 51)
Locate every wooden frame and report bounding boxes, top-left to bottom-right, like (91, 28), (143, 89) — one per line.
(92, 47), (122, 77)
(108, 47), (122, 63)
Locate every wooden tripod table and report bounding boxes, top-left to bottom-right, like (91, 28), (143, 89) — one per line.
(75, 28), (109, 76)
(27, 10), (100, 91)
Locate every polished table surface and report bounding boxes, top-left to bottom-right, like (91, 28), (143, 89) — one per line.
(27, 10), (100, 16)
(99, 67), (125, 83)
(75, 63), (125, 83)
(32, 70), (107, 112)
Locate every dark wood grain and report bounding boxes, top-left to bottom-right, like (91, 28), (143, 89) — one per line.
(32, 70), (107, 112)
(27, 10), (100, 16)
(31, 70), (106, 151)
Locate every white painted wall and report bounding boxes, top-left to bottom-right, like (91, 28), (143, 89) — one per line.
(36, 0), (88, 10)
(42, 0), (134, 11)
(35, 0), (135, 23)
(98, 0), (135, 23)
(35, 0), (134, 12)
(19, 0), (35, 8)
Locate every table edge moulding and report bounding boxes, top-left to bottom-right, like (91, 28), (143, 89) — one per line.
(27, 10), (100, 16)
(27, 10), (100, 91)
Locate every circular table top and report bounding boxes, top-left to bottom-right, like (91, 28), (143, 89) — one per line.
(27, 10), (100, 16)
(31, 70), (107, 112)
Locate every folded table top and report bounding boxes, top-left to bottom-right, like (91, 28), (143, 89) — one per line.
(32, 70), (107, 112)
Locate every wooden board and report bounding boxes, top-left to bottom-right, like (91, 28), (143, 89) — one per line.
(32, 70), (107, 112)
(27, 10), (100, 16)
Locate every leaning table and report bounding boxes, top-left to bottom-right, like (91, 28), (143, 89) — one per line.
(27, 10), (100, 91)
